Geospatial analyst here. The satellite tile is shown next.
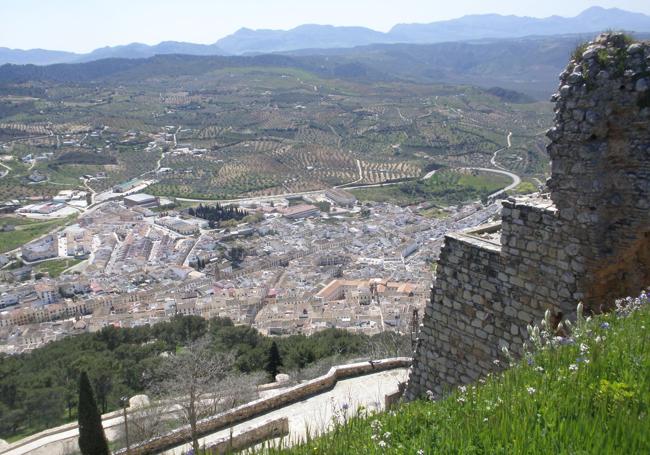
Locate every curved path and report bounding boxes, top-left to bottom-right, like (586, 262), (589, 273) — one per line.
(463, 167), (521, 199)
(0, 368), (407, 455)
(163, 368), (408, 454)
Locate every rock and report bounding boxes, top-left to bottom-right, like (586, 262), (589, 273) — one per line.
(585, 110), (600, 125)
(567, 72), (584, 84)
(275, 373), (290, 383)
(129, 394), (150, 409)
(627, 43), (644, 54)
(0, 439), (8, 450)
(596, 70), (610, 81)
(635, 78), (648, 92)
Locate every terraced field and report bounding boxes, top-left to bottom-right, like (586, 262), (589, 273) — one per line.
(0, 66), (552, 202)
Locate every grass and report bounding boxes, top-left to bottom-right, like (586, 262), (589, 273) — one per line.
(509, 181), (538, 196)
(261, 294), (650, 454)
(0, 215), (75, 253)
(34, 258), (83, 277)
(351, 170), (511, 206)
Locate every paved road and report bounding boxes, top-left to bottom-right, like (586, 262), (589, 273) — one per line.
(163, 368), (408, 454)
(465, 167), (521, 199)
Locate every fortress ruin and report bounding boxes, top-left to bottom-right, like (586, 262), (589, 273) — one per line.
(406, 33), (650, 398)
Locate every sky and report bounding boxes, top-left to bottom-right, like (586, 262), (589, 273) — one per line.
(1, 0), (650, 53)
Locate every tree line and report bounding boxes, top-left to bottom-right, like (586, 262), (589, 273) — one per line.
(188, 203), (247, 228)
(0, 315), (407, 440)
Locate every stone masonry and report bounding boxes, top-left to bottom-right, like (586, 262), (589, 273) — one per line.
(405, 33), (650, 399)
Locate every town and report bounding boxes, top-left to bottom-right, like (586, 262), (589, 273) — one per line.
(0, 173), (504, 353)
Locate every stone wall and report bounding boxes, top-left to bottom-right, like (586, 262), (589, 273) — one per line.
(406, 33), (650, 399)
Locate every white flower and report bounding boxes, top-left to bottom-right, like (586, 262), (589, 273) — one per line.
(483, 417), (488, 422)
(417, 450), (425, 455)
(535, 366), (544, 373)
(457, 396), (466, 403)
(383, 432), (391, 438)
(580, 343), (589, 354)
(378, 440), (387, 448)
(569, 364), (578, 371)
(526, 387), (536, 395)
(459, 385), (467, 393)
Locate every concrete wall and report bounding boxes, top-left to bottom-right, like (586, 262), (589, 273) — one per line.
(203, 417), (289, 454)
(115, 357), (410, 455)
(406, 33), (650, 399)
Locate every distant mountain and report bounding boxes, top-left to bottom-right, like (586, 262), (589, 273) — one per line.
(217, 6), (650, 54)
(0, 47), (78, 66)
(215, 25), (390, 55)
(388, 6), (650, 43)
(0, 42), (227, 66)
(76, 41), (227, 62)
(2, 6), (650, 65)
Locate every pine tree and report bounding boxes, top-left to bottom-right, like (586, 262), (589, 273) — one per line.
(265, 341), (283, 381)
(77, 371), (109, 455)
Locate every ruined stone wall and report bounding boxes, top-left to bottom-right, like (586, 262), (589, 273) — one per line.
(406, 33), (650, 399)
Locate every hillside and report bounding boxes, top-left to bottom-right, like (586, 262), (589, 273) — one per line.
(264, 293), (650, 454)
(0, 34), (609, 99)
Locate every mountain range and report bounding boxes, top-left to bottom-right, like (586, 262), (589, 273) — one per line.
(6, 33), (644, 100)
(2, 7), (650, 65)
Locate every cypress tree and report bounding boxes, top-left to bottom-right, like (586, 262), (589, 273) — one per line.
(265, 341), (283, 381)
(77, 371), (109, 455)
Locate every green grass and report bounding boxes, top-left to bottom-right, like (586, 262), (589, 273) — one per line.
(351, 170), (511, 206)
(34, 258), (83, 277)
(509, 181), (538, 195)
(0, 215), (75, 253)
(263, 295), (650, 454)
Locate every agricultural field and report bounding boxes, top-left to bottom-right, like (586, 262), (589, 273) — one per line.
(351, 169), (512, 206)
(0, 65), (552, 203)
(0, 215), (74, 253)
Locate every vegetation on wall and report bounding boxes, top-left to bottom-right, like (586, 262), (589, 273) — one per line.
(261, 293), (650, 454)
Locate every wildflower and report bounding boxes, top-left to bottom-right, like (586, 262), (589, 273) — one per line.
(535, 366), (544, 373)
(527, 387), (536, 395)
(371, 434), (378, 441)
(417, 450), (425, 455)
(600, 322), (610, 330)
(378, 440), (387, 448)
(457, 396), (466, 404)
(483, 417), (488, 422)
(425, 390), (435, 401)
(579, 343), (589, 354)
(383, 432), (391, 438)
(569, 364), (578, 371)
(458, 385), (467, 393)
(341, 403), (349, 411)
(493, 359), (500, 365)
(576, 357), (590, 364)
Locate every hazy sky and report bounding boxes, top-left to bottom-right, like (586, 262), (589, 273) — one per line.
(1, 0), (649, 52)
